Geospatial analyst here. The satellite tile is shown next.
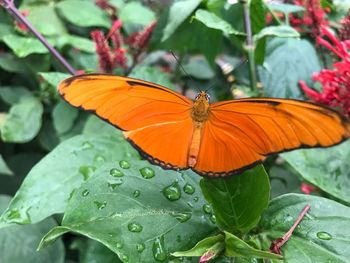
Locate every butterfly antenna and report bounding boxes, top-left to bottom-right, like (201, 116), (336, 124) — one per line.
(170, 51), (200, 92)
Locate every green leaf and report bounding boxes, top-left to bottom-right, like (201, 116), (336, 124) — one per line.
(172, 234), (224, 257)
(56, 0), (111, 28)
(256, 194), (350, 262)
(20, 4), (67, 36)
(0, 155), (13, 176)
(129, 66), (173, 88)
(224, 231), (282, 259)
(0, 95), (43, 143)
(253, 26), (300, 42)
(56, 35), (95, 53)
(52, 100), (79, 135)
(0, 134), (138, 227)
(161, 0), (201, 41)
(39, 161), (216, 262)
(71, 238), (122, 263)
(182, 57), (215, 80)
(0, 86), (32, 105)
(0, 195), (65, 263)
(83, 115), (122, 137)
(119, 2), (155, 31)
(39, 72), (71, 88)
(258, 38), (321, 98)
(281, 140), (350, 204)
(194, 9), (244, 36)
(267, 3), (305, 14)
(2, 35), (51, 57)
(200, 165), (270, 233)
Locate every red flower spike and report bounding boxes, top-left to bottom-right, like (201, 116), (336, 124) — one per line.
(113, 48), (128, 69)
(95, 0), (117, 20)
(106, 19), (122, 40)
(339, 10), (350, 41)
(131, 21), (157, 50)
(91, 30), (114, 73)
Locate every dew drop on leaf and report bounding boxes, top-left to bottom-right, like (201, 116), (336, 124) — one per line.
(136, 243), (145, 253)
(183, 183), (195, 194)
(202, 204), (212, 214)
(121, 254), (129, 262)
(210, 214), (217, 224)
(108, 180), (123, 190)
(173, 212), (191, 222)
(133, 190), (140, 198)
(116, 241), (123, 249)
(110, 168), (124, 177)
(193, 197), (199, 202)
(139, 167), (155, 179)
(128, 222), (143, 232)
(119, 160), (130, 169)
(163, 183), (181, 201)
(94, 155), (105, 163)
(94, 201), (107, 210)
(81, 189), (89, 196)
(81, 141), (93, 150)
(153, 236), (167, 262)
(317, 231), (332, 240)
(5, 209), (20, 220)
(79, 166), (96, 180)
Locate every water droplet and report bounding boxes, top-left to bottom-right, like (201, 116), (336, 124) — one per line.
(193, 197), (199, 202)
(125, 152), (132, 158)
(82, 189), (90, 196)
(81, 141), (93, 150)
(140, 167), (155, 179)
(183, 183), (195, 195)
(128, 222), (143, 232)
(108, 179), (123, 190)
(210, 214), (217, 224)
(94, 201), (107, 210)
(119, 160), (130, 169)
(133, 190), (140, 198)
(187, 202), (193, 208)
(202, 204), (212, 214)
(116, 241), (123, 249)
(69, 188), (77, 200)
(136, 243), (145, 253)
(94, 155), (105, 163)
(121, 254), (129, 262)
(317, 231), (332, 240)
(173, 212), (191, 222)
(110, 168), (124, 177)
(79, 166), (96, 180)
(163, 183), (181, 201)
(153, 236), (166, 262)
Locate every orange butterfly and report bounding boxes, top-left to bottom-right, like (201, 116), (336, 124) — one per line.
(59, 74), (350, 177)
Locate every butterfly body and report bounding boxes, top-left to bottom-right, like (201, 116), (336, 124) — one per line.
(59, 74), (350, 177)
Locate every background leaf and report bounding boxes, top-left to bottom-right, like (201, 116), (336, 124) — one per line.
(258, 38), (321, 98)
(282, 141), (350, 204)
(0, 195), (65, 263)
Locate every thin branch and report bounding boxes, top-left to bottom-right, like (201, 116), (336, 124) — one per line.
(0, 0), (76, 75)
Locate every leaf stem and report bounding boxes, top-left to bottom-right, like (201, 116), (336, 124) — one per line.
(270, 205), (311, 254)
(0, 0), (76, 75)
(241, 0), (257, 92)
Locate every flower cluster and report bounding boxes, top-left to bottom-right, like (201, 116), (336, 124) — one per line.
(290, 0), (329, 38)
(91, 19), (156, 73)
(299, 26), (350, 117)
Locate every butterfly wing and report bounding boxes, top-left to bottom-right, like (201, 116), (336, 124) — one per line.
(193, 98), (350, 177)
(58, 73), (194, 169)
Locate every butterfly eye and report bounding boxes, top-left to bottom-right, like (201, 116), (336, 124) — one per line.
(205, 94), (211, 102)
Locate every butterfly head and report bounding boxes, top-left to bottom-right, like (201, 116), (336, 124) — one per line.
(195, 91), (210, 102)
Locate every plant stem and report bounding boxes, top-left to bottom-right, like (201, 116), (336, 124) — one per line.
(0, 0), (76, 75)
(270, 205), (311, 254)
(241, 1), (257, 93)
